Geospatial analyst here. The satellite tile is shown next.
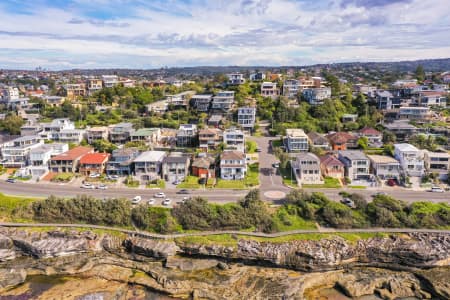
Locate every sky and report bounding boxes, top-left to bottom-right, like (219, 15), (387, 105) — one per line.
(0, 0), (449, 70)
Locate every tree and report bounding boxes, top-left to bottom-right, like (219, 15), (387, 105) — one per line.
(0, 114), (24, 135)
(415, 65), (425, 82)
(357, 137), (369, 150)
(92, 139), (118, 153)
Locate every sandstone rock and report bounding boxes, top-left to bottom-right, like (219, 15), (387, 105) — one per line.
(166, 256), (219, 271)
(124, 237), (179, 258)
(0, 249), (16, 262)
(0, 269), (26, 291)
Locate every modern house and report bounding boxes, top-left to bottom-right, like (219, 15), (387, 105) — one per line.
(291, 153), (323, 186)
(423, 150), (450, 180)
(57, 129), (85, 144)
(220, 150), (247, 180)
(134, 151), (167, 183)
(342, 114), (358, 123)
(327, 132), (358, 151)
(211, 91), (235, 111)
(192, 156), (216, 178)
(376, 90), (401, 110)
(223, 128), (245, 152)
(358, 127), (382, 147)
(79, 153), (110, 176)
(49, 146), (94, 173)
(398, 107), (432, 121)
(86, 127), (109, 144)
(106, 148), (140, 176)
(227, 73), (245, 85)
(64, 83), (86, 99)
(198, 128), (222, 151)
(191, 94), (213, 112)
(367, 155), (401, 180)
(307, 132), (330, 150)
(20, 122), (43, 137)
(87, 79), (103, 95)
(261, 82), (279, 99)
(237, 107), (256, 131)
(283, 79), (300, 99)
(176, 124), (198, 147)
(285, 128), (309, 152)
(102, 75), (119, 88)
(166, 91), (195, 108)
(131, 128), (161, 144)
(394, 143), (424, 177)
(208, 114), (223, 128)
(384, 120), (420, 142)
(162, 154), (190, 182)
(338, 150), (370, 180)
(109, 122), (134, 144)
(320, 154), (345, 179)
(302, 87), (331, 105)
(249, 72), (266, 81)
(0, 135), (43, 168)
(417, 91), (447, 107)
(40, 118), (75, 140)
(29, 143), (69, 167)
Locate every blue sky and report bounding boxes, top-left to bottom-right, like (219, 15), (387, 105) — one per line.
(0, 0), (449, 69)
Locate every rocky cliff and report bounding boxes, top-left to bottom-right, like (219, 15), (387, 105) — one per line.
(0, 228), (449, 299)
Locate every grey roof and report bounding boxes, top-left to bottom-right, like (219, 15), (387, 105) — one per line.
(163, 156), (189, 164)
(134, 151), (166, 162)
(339, 150), (369, 161)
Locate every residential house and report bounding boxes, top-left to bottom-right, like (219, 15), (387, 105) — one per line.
(131, 128), (161, 145)
(20, 122), (43, 136)
(79, 152), (110, 176)
(394, 143), (424, 177)
(261, 82), (279, 99)
(192, 155), (216, 178)
(0, 135), (43, 168)
(291, 153), (323, 186)
(249, 72), (266, 81)
(176, 124), (198, 147)
(375, 90), (402, 110)
(162, 154), (190, 182)
(29, 143), (68, 167)
(65, 83), (86, 99)
(342, 114), (358, 123)
(208, 114), (223, 127)
(57, 129), (85, 144)
(40, 118), (75, 140)
(358, 127), (382, 147)
(49, 146), (94, 173)
(146, 100), (168, 113)
(417, 91), (447, 107)
(211, 91), (235, 111)
(302, 87), (331, 105)
(87, 79), (103, 96)
(106, 148), (139, 176)
(42, 96), (65, 107)
(367, 155), (401, 180)
(285, 128), (309, 152)
(283, 79), (300, 99)
(423, 150), (450, 180)
(398, 106), (432, 121)
(227, 73), (245, 85)
(220, 150), (247, 180)
(223, 128), (245, 152)
(237, 107), (256, 131)
(320, 154), (345, 179)
(326, 132), (358, 151)
(102, 75), (119, 88)
(384, 120), (420, 142)
(86, 126), (109, 144)
(338, 150), (370, 180)
(166, 91), (195, 108)
(134, 151), (167, 183)
(198, 128), (222, 151)
(307, 132), (330, 150)
(109, 122), (134, 144)
(191, 94), (213, 112)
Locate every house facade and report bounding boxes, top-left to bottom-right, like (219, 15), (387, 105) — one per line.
(358, 127), (382, 147)
(79, 153), (110, 176)
(109, 122), (134, 144)
(283, 79), (300, 99)
(367, 155), (401, 180)
(261, 82), (279, 99)
(134, 151), (167, 183)
(394, 143), (424, 177)
(191, 94), (213, 112)
(0, 135), (44, 168)
(162, 154), (190, 182)
(176, 124), (198, 147)
(192, 156), (216, 178)
(223, 128), (245, 152)
(131, 128), (161, 144)
(86, 127), (109, 144)
(302, 87), (331, 105)
(106, 148), (139, 176)
(220, 150), (247, 180)
(320, 154), (345, 179)
(291, 153), (323, 186)
(327, 132), (358, 151)
(237, 107), (256, 131)
(227, 73), (245, 85)
(49, 146), (94, 173)
(338, 150), (370, 180)
(285, 128), (309, 152)
(211, 91), (235, 111)
(198, 128), (222, 151)
(423, 150), (449, 179)
(307, 132), (330, 150)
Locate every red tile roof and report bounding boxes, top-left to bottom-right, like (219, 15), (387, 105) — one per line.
(326, 132), (356, 144)
(320, 154), (344, 167)
(359, 127), (381, 136)
(51, 146), (93, 161)
(80, 153), (110, 164)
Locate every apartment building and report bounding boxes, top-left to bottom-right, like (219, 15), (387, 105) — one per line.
(285, 128), (309, 152)
(237, 107), (256, 131)
(394, 143), (424, 177)
(0, 135), (43, 168)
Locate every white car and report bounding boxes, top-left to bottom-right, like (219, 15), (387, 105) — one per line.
(154, 192), (166, 198)
(182, 196), (190, 203)
(97, 184), (108, 190)
(132, 196), (142, 204)
(430, 186), (445, 193)
(81, 183), (95, 189)
(162, 198), (172, 206)
(89, 173), (101, 178)
(148, 198), (156, 205)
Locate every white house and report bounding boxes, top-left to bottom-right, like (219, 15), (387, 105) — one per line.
(133, 151), (167, 183)
(0, 135), (43, 168)
(291, 153), (323, 186)
(223, 128), (245, 152)
(338, 150), (370, 180)
(283, 79), (300, 99)
(102, 75), (119, 88)
(211, 91), (235, 111)
(367, 155), (401, 180)
(285, 128), (309, 152)
(227, 73), (245, 85)
(220, 150), (247, 180)
(237, 107), (256, 131)
(40, 118), (75, 140)
(394, 143), (424, 177)
(423, 150), (450, 180)
(302, 87), (331, 105)
(261, 82), (279, 99)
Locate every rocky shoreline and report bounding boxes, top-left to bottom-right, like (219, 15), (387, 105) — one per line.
(0, 228), (449, 299)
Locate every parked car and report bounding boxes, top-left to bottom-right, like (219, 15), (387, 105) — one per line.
(132, 196), (142, 204)
(162, 198), (172, 206)
(386, 178), (397, 186)
(430, 186), (444, 193)
(6, 178), (16, 183)
(154, 192), (166, 198)
(173, 179), (181, 185)
(182, 196), (190, 203)
(272, 163), (280, 168)
(340, 198), (355, 208)
(97, 184), (108, 190)
(255, 148), (262, 152)
(81, 183), (95, 189)
(198, 178), (207, 185)
(177, 189), (190, 194)
(148, 198), (155, 205)
(89, 173), (101, 178)
(106, 175), (119, 180)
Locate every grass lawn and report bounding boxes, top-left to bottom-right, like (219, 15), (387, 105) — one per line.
(279, 165), (297, 188)
(0, 193), (40, 222)
(273, 206), (316, 231)
(302, 177), (342, 189)
(177, 176), (203, 189)
(51, 173), (74, 182)
(348, 185), (367, 189)
(215, 179), (246, 189)
(246, 141), (258, 153)
(215, 163), (260, 189)
(271, 140), (283, 148)
(146, 179), (166, 189)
